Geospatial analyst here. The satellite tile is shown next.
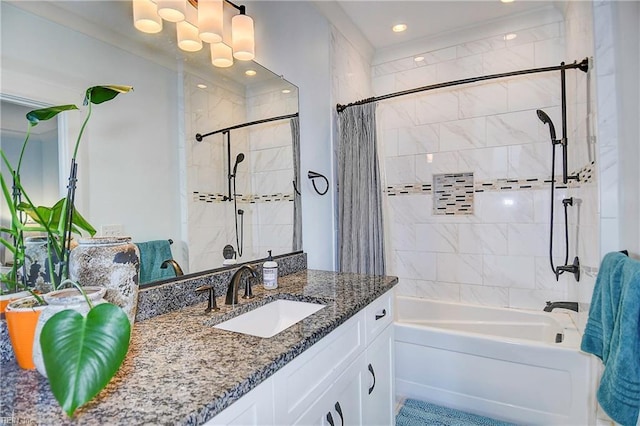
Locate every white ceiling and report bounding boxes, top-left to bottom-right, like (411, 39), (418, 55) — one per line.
(332, 1), (560, 50)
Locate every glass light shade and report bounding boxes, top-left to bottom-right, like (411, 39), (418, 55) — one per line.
(232, 14), (255, 61)
(177, 21), (203, 52)
(157, 0), (186, 22)
(211, 42), (233, 68)
(198, 0), (223, 43)
(133, 0), (163, 34)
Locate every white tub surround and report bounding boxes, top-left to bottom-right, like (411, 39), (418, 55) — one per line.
(394, 296), (594, 425)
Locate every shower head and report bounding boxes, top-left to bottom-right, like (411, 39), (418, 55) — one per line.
(536, 109), (557, 142)
(232, 153), (245, 176)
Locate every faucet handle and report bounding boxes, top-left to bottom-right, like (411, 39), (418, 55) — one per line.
(196, 285), (220, 313)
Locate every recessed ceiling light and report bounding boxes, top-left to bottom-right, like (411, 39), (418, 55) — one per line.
(245, 69), (257, 76)
(282, 89), (291, 94)
(392, 23), (407, 33)
(197, 83), (207, 89)
(501, 0), (515, 3)
(504, 33), (517, 41)
(414, 56), (425, 62)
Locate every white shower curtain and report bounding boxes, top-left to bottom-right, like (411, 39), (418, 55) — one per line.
(337, 103), (385, 275)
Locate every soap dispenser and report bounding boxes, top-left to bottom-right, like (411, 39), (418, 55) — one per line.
(263, 250), (278, 290)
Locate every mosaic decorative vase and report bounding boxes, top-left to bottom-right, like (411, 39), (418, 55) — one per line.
(69, 237), (140, 325)
(32, 286), (107, 377)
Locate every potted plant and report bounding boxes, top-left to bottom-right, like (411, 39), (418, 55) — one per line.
(1, 85), (134, 417)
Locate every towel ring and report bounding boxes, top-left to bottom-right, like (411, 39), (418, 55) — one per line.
(308, 171), (329, 196)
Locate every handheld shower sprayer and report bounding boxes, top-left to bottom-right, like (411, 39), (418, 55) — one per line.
(232, 153), (245, 177)
(536, 109), (557, 143)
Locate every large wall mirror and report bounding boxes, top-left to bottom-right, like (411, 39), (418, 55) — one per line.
(0, 1), (300, 288)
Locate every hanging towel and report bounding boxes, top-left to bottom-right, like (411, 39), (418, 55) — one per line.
(134, 240), (176, 284)
(581, 251), (640, 426)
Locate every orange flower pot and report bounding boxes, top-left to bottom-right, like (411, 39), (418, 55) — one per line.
(5, 296), (46, 369)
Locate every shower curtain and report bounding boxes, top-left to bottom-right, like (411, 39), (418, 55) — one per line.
(337, 103), (385, 275)
(291, 116), (302, 252)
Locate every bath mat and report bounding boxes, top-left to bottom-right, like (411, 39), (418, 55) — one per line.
(396, 398), (518, 426)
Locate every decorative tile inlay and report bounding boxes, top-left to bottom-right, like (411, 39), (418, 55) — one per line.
(193, 192), (294, 204)
(385, 160), (596, 197)
(433, 172), (474, 215)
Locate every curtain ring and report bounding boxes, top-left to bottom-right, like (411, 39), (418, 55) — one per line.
(308, 171), (329, 196)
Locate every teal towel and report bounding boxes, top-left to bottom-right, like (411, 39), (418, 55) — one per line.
(581, 252), (640, 426)
(134, 240), (176, 284)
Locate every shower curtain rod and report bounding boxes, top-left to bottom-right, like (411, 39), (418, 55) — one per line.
(196, 112), (299, 141)
(336, 58), (589, 113)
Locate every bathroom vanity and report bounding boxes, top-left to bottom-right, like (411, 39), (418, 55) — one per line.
(0, 269), (397, 425)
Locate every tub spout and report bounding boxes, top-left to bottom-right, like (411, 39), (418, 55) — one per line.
(544, 301), (578, 312)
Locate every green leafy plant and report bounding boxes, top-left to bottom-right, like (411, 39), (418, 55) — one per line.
(0, 85), (134, 417)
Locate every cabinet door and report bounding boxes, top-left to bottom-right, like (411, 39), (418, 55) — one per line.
(362, 324), (394, 426)
(294, 353), (365, 426)
(204, 378), (274, 425)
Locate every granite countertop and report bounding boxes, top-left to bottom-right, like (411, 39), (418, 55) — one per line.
(1, 269), (397, 425)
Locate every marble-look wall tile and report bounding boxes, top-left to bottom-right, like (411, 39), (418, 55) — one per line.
(397, 124), (439, 155)
(394, 251), (437, 281)
(415, 280), (461, 302)
(507, 223), (548, 256)
(395, 65), (438, 91)
(440, 117), (486, 151)
(475, 191), (535, 224)
(385, 155), (416, 185)
(483, 43), (535, 75)
(436, 253), (483, 285)
(377, 98), (417, 129)
(414, 91), (459, 125)
(457, 36), (505, 58)
(415, 151), (460, 183)
(436, 55), (484, 82)
(507, 74), (561, 111)
(486, 110), (541, 147)
(507, 142), (552, 179)
(415, 224), (458, 253)
(483, 254), (535, 288)
(508, 288), (566, 310)
(458, 223), (508, 255)
(460, 284), (509, 306)
(458, 82), (509, 118)
(459, 146), (508, 181)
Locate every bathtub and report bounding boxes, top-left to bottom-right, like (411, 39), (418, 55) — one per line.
(394, 296), (595, 425)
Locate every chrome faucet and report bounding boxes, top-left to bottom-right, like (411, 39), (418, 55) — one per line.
(225, 265), (257, 305)
(543, 301), (578, 312)
(161, 259), (184, 276)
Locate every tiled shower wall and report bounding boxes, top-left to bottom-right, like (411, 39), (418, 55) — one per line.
(375, 12), (597, 310)
(185, 74), (296, 272)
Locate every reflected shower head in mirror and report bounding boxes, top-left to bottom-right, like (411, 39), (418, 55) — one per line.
(232, 153), (245, 176)
(536, 109), (557, 142)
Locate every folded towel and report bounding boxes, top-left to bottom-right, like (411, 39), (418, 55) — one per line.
(134, 240), (176, 284)
(581, 252), (640, 426)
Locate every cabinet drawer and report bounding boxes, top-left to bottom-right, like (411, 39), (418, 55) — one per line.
(274, 311), (365, 423)
(364, 289), (393, 345)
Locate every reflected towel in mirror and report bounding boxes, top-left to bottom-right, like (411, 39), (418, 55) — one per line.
(135, 240), (176, 284)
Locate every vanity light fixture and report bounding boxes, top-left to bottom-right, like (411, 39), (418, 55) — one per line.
(132, 0), (255, 67)
(392, 23), (407, 33)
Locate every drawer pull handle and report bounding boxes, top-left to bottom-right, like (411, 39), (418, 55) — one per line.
(326, 411), (334, 426)
(368, 363), (376, 394)
(335, 402), (344, 425)
(375, 309), (387, 320)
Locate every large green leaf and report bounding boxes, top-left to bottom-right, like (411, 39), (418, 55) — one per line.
(84, 85), (133, 105)
(18, 198), (96, 236)
(26, 105), (78, 125)
(40, 303), (131, 417)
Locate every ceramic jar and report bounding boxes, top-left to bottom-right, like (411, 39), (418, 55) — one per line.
(32, 286), (107, 377)
(69, 237), (140, 325)
(24, 236), (58, 293)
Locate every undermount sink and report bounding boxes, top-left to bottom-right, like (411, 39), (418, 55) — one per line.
(214, 299), (326, 338)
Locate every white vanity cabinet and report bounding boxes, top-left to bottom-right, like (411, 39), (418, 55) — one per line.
(206, 289), (394, 425)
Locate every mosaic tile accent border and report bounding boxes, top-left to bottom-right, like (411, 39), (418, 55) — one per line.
(193, 192), (295, 204)
(433, 172), (474, 215)
(386, 161), (596, 197)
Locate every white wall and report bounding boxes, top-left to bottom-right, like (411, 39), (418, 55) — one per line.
(1, 2), (184, 267)
(248, 1), (335, 270)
